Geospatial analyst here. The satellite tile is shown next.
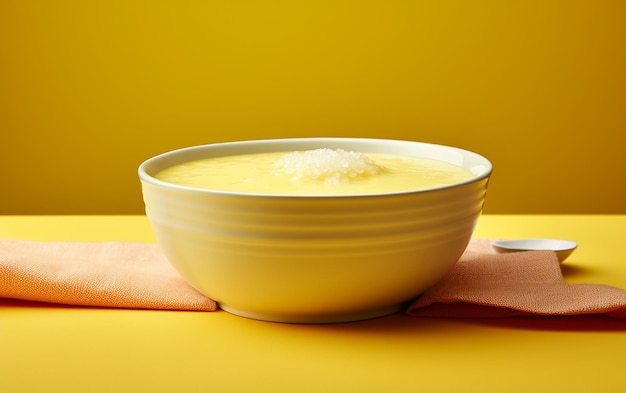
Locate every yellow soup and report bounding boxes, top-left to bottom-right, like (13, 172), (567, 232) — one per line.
(155, 149), (474, 195)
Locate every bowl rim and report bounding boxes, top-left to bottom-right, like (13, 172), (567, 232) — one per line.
(138, 137), (493, 198)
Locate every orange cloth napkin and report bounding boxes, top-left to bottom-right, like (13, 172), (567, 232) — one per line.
(2, 237), (626, 318)
(408, 239), (626, 318)
(0, 238), (217, 311)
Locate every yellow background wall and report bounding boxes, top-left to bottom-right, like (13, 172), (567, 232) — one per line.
(2, 0), (625, 214)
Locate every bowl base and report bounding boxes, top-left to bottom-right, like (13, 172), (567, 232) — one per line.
(218, 303), (406, 324)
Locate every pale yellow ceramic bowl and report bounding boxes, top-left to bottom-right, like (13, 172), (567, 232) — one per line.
(139, 138), (492, 323)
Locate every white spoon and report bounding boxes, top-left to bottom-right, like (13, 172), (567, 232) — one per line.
(491, 239), (578, 263)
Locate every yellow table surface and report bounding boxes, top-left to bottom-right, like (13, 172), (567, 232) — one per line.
(1, 215), (626, 393)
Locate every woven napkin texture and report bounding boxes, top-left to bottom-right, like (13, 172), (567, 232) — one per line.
(0, 238), (217, 311)
(2, 237), (626, 318)
(408, 239), (626, 318)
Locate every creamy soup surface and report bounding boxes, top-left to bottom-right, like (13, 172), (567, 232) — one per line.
(155, 149), (474, 195)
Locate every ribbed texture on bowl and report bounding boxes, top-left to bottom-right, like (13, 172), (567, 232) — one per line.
(139, 138), (491, 323)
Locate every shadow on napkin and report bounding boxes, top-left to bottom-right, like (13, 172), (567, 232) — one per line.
(2, 238), (626, 318)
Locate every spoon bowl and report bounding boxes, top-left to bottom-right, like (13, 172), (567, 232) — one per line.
(491, 239), (578, 263)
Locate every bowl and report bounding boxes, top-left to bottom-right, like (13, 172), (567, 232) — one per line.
(138, 138), (492, 323)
